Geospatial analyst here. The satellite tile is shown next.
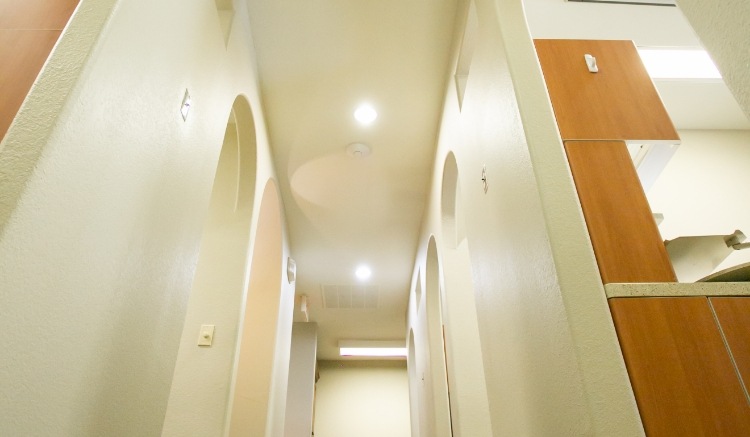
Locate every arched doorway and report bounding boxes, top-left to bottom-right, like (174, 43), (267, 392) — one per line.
(227, 180), (285, 437)
(162, 96), (258, 436)
(425, 236), (452, 437)
(408, 329), (422, 437)
(439, 152), (492, 436)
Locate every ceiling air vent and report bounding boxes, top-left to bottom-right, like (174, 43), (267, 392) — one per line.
(321, 284), (379, 309)
(567, 0), (675, 6)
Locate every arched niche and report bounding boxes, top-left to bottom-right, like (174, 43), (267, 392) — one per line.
(437, 152), (493, 436)
(228, 179), (285, 437)
(441, 152), (466, 249)
(408, 329), (422, 437)
(162, 95), (258, 436)
(414, 268), (423, 315)
(425, 236), (453, 437)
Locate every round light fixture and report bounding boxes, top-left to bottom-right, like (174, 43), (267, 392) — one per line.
(354, 104), (377, 125)
(355, 265), (372, 281)
(346, 142), (372, 158)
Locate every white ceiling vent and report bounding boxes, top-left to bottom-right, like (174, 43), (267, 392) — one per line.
(321, 284), (379, 309)
(567, 0), (675, 6)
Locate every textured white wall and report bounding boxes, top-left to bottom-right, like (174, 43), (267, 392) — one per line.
(648, 129), (750, 274)
(0, 0), (291, 435)
(677, 0), (750, 119)
(313, 361), (411, 437)
(162, 97), (258, 437)
(407, 0), (643, 435)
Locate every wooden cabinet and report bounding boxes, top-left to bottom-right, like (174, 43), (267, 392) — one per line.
(546, 41), (750, 437)
(710, 297), (750, 397)
(609, 297), (750, 436)
(0, 30), (61, 140)
(534, 39), (678, 142)
(566, 141), (675, 283)
(534, 39), (677, 284)
(0, 0), (79, 29)
(0, 0), (79, 141)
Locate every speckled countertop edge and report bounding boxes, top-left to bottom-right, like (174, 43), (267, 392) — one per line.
(605, 282), (750, 298)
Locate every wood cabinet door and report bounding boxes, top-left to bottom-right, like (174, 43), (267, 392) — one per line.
(566, 140), (676, 283)
(710, 297), (750, 398)
(0, 0), (79, 141)
(534, 39), (678, 142)
(609, 297), (750, 436)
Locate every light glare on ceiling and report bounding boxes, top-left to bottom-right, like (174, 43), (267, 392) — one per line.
(637, 48), (721, 79)
(355, 265), (372, 281)
(354, 104), (378, 125)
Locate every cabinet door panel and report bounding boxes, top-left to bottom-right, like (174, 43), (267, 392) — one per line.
(710, 297), (750, 397)
(535, 39), (678, 142)
(0, 29), (61, 140)
(566, 140), (675, 283)
(0, 0), (79, 30)
(609, 297), (750, 436)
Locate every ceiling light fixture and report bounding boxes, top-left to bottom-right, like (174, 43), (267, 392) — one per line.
(637, 48), (722, 79)
(354, 104), (378, 125)
(355, 265), (372, 281)
(339, 340), (407, 358)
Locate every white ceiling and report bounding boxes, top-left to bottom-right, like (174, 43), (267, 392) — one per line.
(245, 0), (749, 360)
(246, 0), (459, 359)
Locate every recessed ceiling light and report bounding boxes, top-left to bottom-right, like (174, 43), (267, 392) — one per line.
(355, 265), (372, 281)
(637, 48), (722, 79)
(354, 104), (378, 125)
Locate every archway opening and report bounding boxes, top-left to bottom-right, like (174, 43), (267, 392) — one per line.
(408, 329), (422, 437)
(162, 95), (258, 436)
(425, 236), (453, 437)
(228, 180), (284, 436)
(414, 268), (423, 314)
(438, 153), (493, 436)
(441, 153), (466, 249)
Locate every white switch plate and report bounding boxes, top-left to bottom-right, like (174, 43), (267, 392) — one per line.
(198, 324), (215, 347)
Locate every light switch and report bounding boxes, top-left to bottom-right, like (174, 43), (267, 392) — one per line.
(198, 324), (215, 347)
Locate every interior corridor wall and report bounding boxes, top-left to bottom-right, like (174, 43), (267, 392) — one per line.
(0, 0), (292, 435)
(407, 0), (643, 435)
(162, 98), (258, 437)
(313, 361), (411, 437)
(283, 322), (318, 437)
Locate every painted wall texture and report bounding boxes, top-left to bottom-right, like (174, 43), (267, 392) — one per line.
(407, 0), (643, 435)
(677, 0), (750, 120)
(0, 0), (293, 435)
(314, 361), (411, 437)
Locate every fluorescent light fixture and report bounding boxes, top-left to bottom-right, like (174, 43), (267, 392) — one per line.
(355, 265), (372, 281)
(339, 340), (407, 357)
(568, 0), (676, 5)
(637, 48), (721, 79)
(354, 104), (378, 125)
